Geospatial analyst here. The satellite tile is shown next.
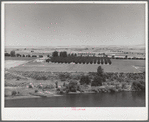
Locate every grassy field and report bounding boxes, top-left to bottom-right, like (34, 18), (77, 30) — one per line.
(8, 59), (145, 73)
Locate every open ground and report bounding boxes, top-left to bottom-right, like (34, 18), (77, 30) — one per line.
(8, 59), (145, 73)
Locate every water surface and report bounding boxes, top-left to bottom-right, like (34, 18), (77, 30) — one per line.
(5, 92), (145, 107)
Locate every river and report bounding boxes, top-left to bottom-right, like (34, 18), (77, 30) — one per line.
(5, 92), (145, 107)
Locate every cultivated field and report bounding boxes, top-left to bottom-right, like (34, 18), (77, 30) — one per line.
(5, 57), (37, 60)
(8, 59), (145, 73)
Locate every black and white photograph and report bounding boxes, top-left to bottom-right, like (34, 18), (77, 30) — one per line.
(1, 1), (148, 120)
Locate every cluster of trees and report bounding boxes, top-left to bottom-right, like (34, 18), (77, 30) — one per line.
(5, 51), (16, 57)
(5, 51), (43, 58)
(51, 51), (112, 65)
(51, 57), (112, 65)
(56, 66), (106, 93)
(131, 81), (145, 91)
(51, 51), (112, 64)
(79, 66), (106, 86)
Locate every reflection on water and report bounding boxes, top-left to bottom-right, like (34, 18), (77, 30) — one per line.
(5, 92), (145, 107)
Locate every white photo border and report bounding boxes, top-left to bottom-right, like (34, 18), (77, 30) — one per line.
(1, 1), (148, 120)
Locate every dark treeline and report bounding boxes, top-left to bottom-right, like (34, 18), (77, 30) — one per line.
(51, 51), (112, 64)
(51, 56), (112, 65)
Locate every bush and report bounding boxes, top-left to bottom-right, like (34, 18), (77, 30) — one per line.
(35, 75), (47, 80)
(28, 84), (33, 88)
(131, 81), (145, 91)
(68, 81), (78, 92)
(46, 59), (50, 62)
(80, 75), (91, 85)
(32, 55), (37, 57)
(59, 73), (70, 81)
(91, 76), (104, 86)
(35, 90), (38, 93)
(11, 91), (17, 96)
(39, 55), (43, 57)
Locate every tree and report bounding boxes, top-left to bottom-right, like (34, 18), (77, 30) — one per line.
(68, 81), (78, 92)
(80, 75), (91, 85)
(125, 55), (128, 59)
(108, 59), (112, 65)
(97, 66), (104, 77)
(16, 54), (21, 57)
(94, 60), (96, 64)
(91, 66), (106, 86)
(55, 81), (58, 88)
(10, 51), (15, 57)
(112, 55), (115, 59)
(104, 58), (107, 64)
(60, 51), (67, 57)
(52, 51), (58, 57)
(71, 53), (74, 56)
(101, 58), (103, 64)
(39, 55), (43, 57)
(32, 55), (37, 57)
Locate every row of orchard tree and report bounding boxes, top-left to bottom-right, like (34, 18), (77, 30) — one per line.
(51, 56), (112, 64)
(51, 51), (112, 64)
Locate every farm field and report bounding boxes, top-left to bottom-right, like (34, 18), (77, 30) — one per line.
(5, 57), (38, 60)
(5, 60), (28, 69)
(8, 59), (145, 73)
(5, 57), (38, 69)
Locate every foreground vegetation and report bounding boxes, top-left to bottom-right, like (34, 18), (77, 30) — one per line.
(5, 65), (145, 98)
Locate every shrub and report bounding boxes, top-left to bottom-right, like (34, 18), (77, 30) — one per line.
(46, 59), (50, 62)
(35, 75), (47, 80)
(35, 90), (38, 93)
(68, 81), (78, 92)
(44, 84), (55, 89)
(59, 73), (70, 81)
(39, 55), (43, 57)
(28, 84), (33, 88)
(11, 91), (17, 96)
(131, 81), (145, 91)
(80, 75), (91, 85)
(32, 55), (37, 57)
(91, 76), (104, 86)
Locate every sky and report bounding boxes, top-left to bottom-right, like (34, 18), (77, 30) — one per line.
(4, 3), (146, 47)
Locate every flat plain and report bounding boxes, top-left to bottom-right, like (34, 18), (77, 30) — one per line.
(8, 59), (145, 73)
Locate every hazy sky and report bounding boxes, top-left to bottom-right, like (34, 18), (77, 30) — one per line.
(4, 3), (146, 47)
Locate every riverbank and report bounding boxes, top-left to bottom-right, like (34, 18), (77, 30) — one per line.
(5, 91), (145, 107)
(5, 71), (145, 100)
